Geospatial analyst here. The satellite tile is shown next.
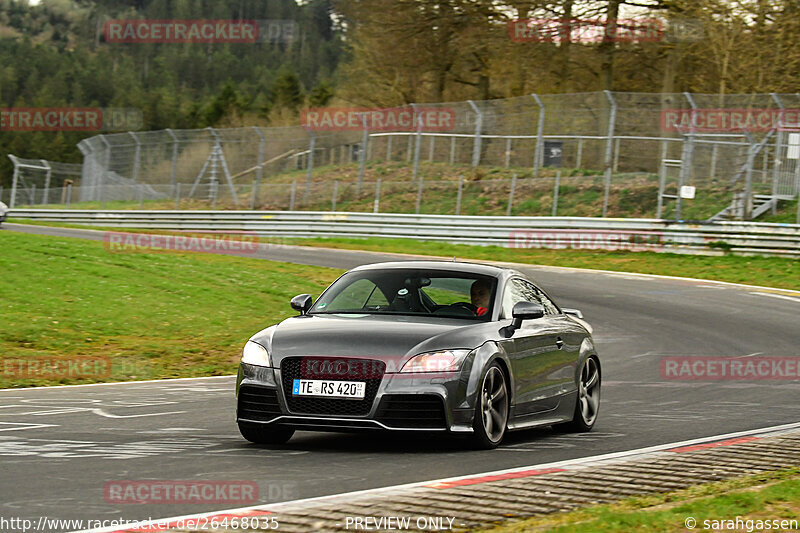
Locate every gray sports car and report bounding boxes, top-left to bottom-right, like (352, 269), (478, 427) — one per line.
(236, 261), (600, 449)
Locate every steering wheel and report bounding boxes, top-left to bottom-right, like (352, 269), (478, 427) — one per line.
(433, 302), (478, 317)
(449, 302), (477, 312)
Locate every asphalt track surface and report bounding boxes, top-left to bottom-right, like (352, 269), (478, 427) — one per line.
(1, 222), (799, 530)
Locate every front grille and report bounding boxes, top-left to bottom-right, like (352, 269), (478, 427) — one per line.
(377, 394), (448, 429)
(281, 357), (385, 417)
(237, 385), (282, 421)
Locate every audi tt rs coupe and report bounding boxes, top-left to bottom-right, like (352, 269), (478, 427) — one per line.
(235, 261), (601, 448)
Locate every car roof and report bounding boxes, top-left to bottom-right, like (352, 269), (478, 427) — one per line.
(350, 260), (520, 278)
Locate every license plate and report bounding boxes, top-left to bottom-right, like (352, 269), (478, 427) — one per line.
(292, 379), (366, 399)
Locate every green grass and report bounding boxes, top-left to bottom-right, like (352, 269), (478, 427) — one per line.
(479, 469), (800, 533)
(0, 231), (341, 388)
(6, 220), (800, 291)
(280, 237), (800, 291)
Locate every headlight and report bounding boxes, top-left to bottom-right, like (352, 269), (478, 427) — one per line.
(241, 340), (271, 367)
(400, 349), (471, 373)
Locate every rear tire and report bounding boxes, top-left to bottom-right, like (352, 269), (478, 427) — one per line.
(555, 356), (600, 433)
(470, 362), (509, 449)
(238, 422), (294, 445)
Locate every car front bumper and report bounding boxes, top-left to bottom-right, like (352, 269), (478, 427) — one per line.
(236, 362), (475, 433)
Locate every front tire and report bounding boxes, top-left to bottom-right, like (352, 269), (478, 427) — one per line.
(555, 356), (600, 433)
(238, 422), (294, 445)
(471, 362), (509, 449)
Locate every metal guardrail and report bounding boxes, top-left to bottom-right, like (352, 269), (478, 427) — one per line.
(8, 209), (800, 257)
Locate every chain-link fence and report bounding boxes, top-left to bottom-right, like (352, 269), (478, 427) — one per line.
(7, 91), (800, 221)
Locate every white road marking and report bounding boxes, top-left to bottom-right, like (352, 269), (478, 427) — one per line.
(749, 291), (800, 303)
(72, 420), (800, 533)
(0, 375), (234, 393)
(0, 422), (57, 432)
(89, 409), (186, 419)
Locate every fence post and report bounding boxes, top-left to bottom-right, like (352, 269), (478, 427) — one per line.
(66, 183), (72, 208)
(373, 179), (381, 213)
(167, 129), (179, 195)
(331, 180), (338, 211)
(613, 137), (621, 172)
(411, 104), (423, 182)
(290, 180), (296, 211)
(710, 143), (718, 179)
(552, 171), (561, 216)
(744, 133), (756, 221)
(601, 91), (617, 217)
(252, 126), (265, 210)
(406, 134), (412, 163)
(415, 176), (424, 214)
(771, 93), (785, 215)
(532, 94), (545, 177)
(41, 159), (52, 204)
(250, 180), (258, 210)
(305, 132), (315, 205)
(657, 142), (668, 219)
(676, 92), (697, 220)
(507, 173), (517, 216)
(450, 135), (456, 164)
(467, 100), (483, 167)
(386, 135), (392, 161)
(100, 135), (111, 204)
(455, 174), (464, 215)
(429, 136), (435, 162)
(357, 114), (368, 194)
(505, 138), (512, 168)
(576, 137), (583, 169)
(129, 132), (141, 184)
(175, 182), (181, 209)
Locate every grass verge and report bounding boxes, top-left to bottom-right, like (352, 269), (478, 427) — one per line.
(0, 230), (341, 388)
(280, 237), (800, 291)
(6, 221), (800, 291)
(477, 468), (800, 533)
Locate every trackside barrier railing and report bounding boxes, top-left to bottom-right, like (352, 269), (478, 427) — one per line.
(8, 209), (800, 257)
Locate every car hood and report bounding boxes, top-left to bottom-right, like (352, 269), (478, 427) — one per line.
(252, 313), (487, 368)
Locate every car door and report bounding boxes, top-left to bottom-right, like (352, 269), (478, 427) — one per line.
(501, 278), (572, 416)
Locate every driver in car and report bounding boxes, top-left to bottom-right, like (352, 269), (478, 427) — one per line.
(470, 279), (491, 317)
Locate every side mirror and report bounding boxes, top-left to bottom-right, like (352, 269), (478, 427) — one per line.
(511, 301), (545, 329)
(290, 294), (313, 315)
(563, 308), (584, 319)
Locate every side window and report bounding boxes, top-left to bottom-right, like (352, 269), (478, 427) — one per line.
(501, 278), (560, 318)
(501, 279), (528, 319)
(530, 284), (560, 316)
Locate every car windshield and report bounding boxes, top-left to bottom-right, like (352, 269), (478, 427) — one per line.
(309, 269), (497, 320)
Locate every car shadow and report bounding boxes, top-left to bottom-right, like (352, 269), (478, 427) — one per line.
(240, 426), (561, 454)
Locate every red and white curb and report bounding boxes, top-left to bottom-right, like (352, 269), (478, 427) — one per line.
(74, 420), (800, 533)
